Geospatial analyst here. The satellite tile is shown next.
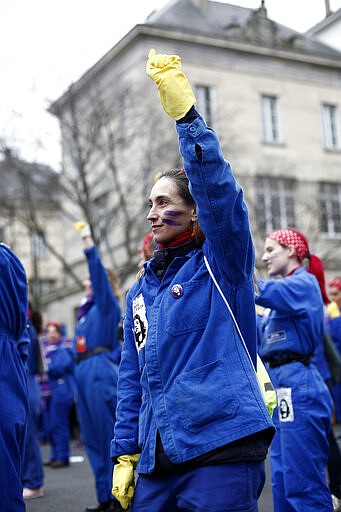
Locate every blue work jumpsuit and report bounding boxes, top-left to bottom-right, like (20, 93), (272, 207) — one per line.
(22, 318), (44, 489)
(111, 113), (274, 511)
(256, 267), (334, 512)
(73, 245), (121, 503)
(0, 243), (29, 512)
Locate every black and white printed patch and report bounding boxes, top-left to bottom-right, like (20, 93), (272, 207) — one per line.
(277, 387), (294, 422)
(132, 293), (148, 352)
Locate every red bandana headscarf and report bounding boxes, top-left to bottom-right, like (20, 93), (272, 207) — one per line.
(46, 321), (62, 334)
(138, 232), (155, 260)
(328, 277), (341, 291)
(268, 228), (330, 304)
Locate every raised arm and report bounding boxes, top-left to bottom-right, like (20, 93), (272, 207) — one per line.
(146, 50), (254, 283)
(74, 221), (120, 315)
(256, 273), (321, 316)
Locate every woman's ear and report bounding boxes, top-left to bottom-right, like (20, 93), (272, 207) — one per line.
(191, 207), (198, 223)
(287, 245), (297, 259)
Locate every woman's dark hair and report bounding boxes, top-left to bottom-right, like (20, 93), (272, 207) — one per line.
(158, 168), (205, 247)
(106, 268), (121, 301)
(31, 310), (44, 335)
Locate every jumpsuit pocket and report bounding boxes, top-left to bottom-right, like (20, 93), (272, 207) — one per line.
(165, 281), (210, 336)
(174, 360), (239, 433)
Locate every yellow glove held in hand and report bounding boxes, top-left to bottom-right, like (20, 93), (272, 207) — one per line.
(112, 454), (140, 510)
(256, 355), (277, 417)
(146, 48), (196, 120)
(327, 301), (341, 319)
(73, 220), (91, 239)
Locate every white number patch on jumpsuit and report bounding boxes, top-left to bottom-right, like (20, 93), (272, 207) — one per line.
(277, 387), (294, 422)
(132, 293), (148, 352)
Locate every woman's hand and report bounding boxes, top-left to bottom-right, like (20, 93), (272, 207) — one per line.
(146, 48), (196, 120)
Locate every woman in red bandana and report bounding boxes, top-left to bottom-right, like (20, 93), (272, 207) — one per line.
(255, 228), (334, 512)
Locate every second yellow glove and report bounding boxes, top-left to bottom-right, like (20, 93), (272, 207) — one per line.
(146, 49), (196, 120)
(112, 453), (140, 510)
(256, 355), (277, 417)
(327, 301), (340, 319)
(73, 220), (91, 239)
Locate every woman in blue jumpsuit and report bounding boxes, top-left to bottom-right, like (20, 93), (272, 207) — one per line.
(255, 228), (334, 512)
(111, 50), (275, 512)
(44, 321), (75, 467)
(73, 228), (122, 512)
(0, 243), (29, 512)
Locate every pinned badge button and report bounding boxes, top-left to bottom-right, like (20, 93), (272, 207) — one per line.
(171, 284), (183, 299)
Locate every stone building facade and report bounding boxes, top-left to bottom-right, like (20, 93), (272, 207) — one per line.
(47, 0), (341, 334)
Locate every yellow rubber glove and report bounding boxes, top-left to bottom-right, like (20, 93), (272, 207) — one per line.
(112, 453), (140, 510)
(327, 301), (340, 319)
(146, 48), (196, 120)
(256, 355), (277, 417)
(73, 220), (91, 239)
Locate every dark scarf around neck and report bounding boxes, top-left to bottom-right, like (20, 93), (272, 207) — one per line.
(154, 234), (197, 282)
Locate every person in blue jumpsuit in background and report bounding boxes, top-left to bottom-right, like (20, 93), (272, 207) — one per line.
(43, 321), (75, 467)
(0, 243), (29, 512)
(73, 223), (123, 512)
(255, 228), (334, 512)
(326, 277), (341, 424)
(111, 50), (275, 512)
(313, 331), (341, 511)
(22, 305), (44, 499)
(325, 278), (341, 511)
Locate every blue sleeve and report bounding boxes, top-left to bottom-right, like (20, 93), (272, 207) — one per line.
(0, 244), (28, 340)
(256, 271), (324, 356)
(85, 245), (121, 317)
(111, 286), (141, 457)
(176, 114), (254, 284)
(255, 276), (312, 314)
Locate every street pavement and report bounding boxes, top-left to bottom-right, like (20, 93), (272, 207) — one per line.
(24, 423), (341, 511)
(25, 440), (274, 512)
(25, 441), (97, 512)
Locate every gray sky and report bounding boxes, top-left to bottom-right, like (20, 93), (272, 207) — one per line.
(1, 0), (340, 169)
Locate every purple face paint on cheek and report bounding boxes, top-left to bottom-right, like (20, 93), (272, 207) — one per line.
(164, 210), (183, 217)
(163, 219), (182, 226)
(162, 210), (183, 226)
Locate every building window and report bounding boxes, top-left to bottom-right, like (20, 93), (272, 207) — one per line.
(29, 279), (55, 296)
(32, 231), (48, 259)
(319, 182), (341, 236)
(260, 95), (281, 143)
(256, 176), (296, 234)
(321, 104), (340, 150)
(194, 85), (213, 126)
